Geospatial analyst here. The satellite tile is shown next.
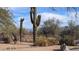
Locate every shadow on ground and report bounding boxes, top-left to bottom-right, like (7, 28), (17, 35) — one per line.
(70, 47), (79, 50)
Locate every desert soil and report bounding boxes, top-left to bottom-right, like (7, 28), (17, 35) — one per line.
(0, 42), (78, 51)
(0, 42), (60, 51)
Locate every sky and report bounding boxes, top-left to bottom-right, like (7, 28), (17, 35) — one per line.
(9, 7), (79, 30)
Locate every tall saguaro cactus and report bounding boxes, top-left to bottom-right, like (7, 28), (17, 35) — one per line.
(20, 17), (24, 42)
(30, 7), (41, 45)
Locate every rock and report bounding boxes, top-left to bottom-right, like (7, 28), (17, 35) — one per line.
(65, 46), (69, 51)
(60, 43), (70, 51)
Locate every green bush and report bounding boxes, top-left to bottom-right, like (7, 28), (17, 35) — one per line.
(63, 35), (75, 46)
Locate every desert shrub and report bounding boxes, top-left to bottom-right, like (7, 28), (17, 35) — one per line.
(48, 37), (59, 46)
(35, 36), (59, 46)
(35, 36), (48, 46)
(62, 35), (75, 46)
(65, 39), (75, 46)
(3, 37), (10, 43)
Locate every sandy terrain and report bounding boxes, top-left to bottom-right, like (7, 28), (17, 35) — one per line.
(0, 42), (60, 51)
(0, 42), (78, 51)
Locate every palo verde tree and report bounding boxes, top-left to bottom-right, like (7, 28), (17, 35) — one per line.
(0, 8), (17, 43)
(30, 7), (41, 45)
(38, 18), (61, 38)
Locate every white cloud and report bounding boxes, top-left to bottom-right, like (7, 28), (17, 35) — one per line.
(13, 16), (33, 29)
(66, 12), (79, 25)
(68, 12), (79, 20)
(38, 12), (79, 26)
(39, 12), (67, 21)
(40, 13), (66, 19)
(38, 12), (67, 25)
(10, 7), (79, 29)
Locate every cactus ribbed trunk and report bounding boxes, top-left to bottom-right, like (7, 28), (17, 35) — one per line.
(20, 21), (22, 42)
(33, 25), (37, 44)
(20, 18), (24, 42)
(30, 7), (41, 45)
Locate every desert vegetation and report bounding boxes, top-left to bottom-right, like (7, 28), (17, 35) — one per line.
(0, 7), (79, 50)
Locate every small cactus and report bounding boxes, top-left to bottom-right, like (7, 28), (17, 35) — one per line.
(30, 7), (41, 45)
(20, 17), (24, 42)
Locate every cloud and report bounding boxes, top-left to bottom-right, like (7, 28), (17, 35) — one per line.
(68, 12), (79, 20)
(13, 12), (75, 29)
(9, 8), (79, 29)
(38, 12), (67, 25)
(38, 12), (79, 26)
(9, 7), (33, 29)
(13, 16), (33, 29)
(68, 12), (79, 25)
(39, 12), (67, 21)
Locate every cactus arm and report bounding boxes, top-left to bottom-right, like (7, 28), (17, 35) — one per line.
(30, 7), (36, 24)
(30, 10), (34, 24)
(36, 15), (41, 27)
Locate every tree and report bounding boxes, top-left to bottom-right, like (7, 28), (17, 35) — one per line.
(38, 18), (61, 38)
(0, 8), (17, 43)
(68, 20), (76, 40)
(60, 20), (77, 45)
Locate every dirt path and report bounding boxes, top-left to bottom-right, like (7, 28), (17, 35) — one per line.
(0, 42), (78, 51)
(15, 45), (60, 51)
(0, 42), (60, 51)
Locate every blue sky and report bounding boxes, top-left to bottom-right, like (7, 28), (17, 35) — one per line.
(9, 7), (79, 30)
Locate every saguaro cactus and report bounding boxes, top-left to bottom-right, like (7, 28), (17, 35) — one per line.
(30, 7), (41, 45)
(20, 17), (24, 42)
